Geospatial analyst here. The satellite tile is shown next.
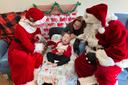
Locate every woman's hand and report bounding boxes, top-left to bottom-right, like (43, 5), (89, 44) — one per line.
(70, 34), (76, 40)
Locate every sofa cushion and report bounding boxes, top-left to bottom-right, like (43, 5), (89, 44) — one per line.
(0, 40), (8, 58)
(0, 50), (10, 74)
(115, 13), (128, 29)
(0, 11), (26, 44)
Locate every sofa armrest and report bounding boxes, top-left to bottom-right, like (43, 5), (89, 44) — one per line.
(0, 40), (8, 58)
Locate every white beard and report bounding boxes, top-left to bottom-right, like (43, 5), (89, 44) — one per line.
(77, 23), (103, 53)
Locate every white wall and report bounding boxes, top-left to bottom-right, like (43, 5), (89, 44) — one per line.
(108, 0), (128, 13)
(76, 0), (107, 16)
(0, 0), (128, 15)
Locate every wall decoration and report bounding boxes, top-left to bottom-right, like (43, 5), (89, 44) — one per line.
(33, 1), (81, 14)
(33, 2), (78, 39)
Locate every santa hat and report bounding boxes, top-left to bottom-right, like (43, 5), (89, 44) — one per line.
(86, 3), (108, 34)
(25, 7), (47, 25)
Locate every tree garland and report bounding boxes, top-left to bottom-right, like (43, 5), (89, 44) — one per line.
(33, 1), (81, 14)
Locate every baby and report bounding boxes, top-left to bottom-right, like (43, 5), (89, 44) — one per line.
(46, 32), (72, 67)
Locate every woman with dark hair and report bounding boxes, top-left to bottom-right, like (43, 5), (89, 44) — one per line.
(64, 16), (86, 39)
(49, 16), (86, 55)
(65, 16), (86, 55)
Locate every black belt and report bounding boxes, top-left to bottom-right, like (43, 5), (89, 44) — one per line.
(14, 37), (21, 43)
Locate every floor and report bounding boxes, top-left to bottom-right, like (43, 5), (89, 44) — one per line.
(0, 74), (13, 85)
(1, 71), (128, 85)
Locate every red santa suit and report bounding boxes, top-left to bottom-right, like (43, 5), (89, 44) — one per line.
(126, 30), (128, 56)
(75, 4), (128, 85)
(8, 8), (47, 85)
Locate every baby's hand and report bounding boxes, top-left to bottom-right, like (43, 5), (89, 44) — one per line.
(57, 50), (64, 55)
(59, 49), (64, 53)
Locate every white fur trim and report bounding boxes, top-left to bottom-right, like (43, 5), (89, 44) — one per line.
(115, 81), (118, 85)
(79, 75), (97, 85)
(96, 50), (115, 66)
(34, 43), (44, 53)
(24, 80), (36, 85)
(106, 13), (118, 27)
(19, 20), (37, 33)
(98, 27), (105, 34)
(106, 22), (109, 27)
(35, 16), (47, 25)
(34, 68), (40, 81)
(116, 59), (128, 68)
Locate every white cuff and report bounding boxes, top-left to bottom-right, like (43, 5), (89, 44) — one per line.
(34, 43), (44, 53)
(116, 59), (128, 68)
(35, 16), (47, 25)
(96, 49), (115, 66)
(79, 75), (97, 85)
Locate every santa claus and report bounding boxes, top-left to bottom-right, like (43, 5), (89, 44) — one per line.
(75, 3), (128, 85)
(8, 8), (47, 85)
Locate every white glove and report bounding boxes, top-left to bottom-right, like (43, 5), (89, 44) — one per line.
(34, 43), (44, 53)
(96, 49), (115, 66)
(35, 34), (46, 43)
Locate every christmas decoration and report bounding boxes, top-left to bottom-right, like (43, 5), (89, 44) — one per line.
(33, 1), (81, 14)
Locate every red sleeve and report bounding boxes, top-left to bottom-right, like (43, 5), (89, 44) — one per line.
(47, 40), (57, 48)
(35, 28), (41, 34)
(104, 21), (127, 62)
(52, 49), (58, 54)
(51, 41), (62, 54)
(33, 28), (42, 42)
(63, 45), (72, 57)
(15, 24), (35, 53)
(127, 30), (128, 57)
